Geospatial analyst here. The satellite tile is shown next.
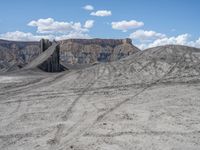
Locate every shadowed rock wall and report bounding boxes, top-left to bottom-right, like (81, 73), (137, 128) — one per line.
(38, 39), (66, 72)
(23, 39), (66, 72)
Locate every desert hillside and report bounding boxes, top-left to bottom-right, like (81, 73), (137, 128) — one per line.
(0, 45), (200, 150)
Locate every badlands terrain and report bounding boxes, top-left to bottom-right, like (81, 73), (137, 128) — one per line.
(0, 38), (139, 71)
(1, 44), (200, 150)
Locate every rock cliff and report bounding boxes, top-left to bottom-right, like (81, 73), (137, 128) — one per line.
(0, 38), (140, 72)
(59, 38), (139, 66)
(0, 39), (40, 71)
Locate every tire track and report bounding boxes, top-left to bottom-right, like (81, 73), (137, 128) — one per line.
(58, 57), (181, 148)
(47, 124), (65, 150)
(57, 64), (112, 149)
(59, 56), (181, 148)
(95, 51), (188, 123)
(61, 64), (107, 121)
(0, 70), (78, 103)
(0, 72), (66, 99)
(84, 130), (200, 138)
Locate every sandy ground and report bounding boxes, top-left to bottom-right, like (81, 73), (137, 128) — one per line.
(1, 45), (200, 150)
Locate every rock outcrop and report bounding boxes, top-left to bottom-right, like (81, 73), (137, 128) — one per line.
(59, 38), (140, 66)
(0, 39), (40, 72)
(0, 38), (140, 72)
(24, 39), (66, 72)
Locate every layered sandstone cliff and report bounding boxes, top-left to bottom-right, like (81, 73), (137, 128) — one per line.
(0, 38), (140, 72)
(59, 38), (140, 66)
(0, 40), (40, 72)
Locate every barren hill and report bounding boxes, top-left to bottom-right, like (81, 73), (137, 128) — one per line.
(0, 45), (200, 149)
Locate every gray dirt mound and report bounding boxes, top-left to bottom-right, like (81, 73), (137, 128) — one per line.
(0, 45), (200, 150)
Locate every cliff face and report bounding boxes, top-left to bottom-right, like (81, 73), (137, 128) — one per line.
(24, 40), (66, 72)
(59, 38), (140, 66)
(0, 40), (40, 72)
(0, 38), (140, 72)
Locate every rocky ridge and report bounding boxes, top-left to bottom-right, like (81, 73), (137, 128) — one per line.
(0, 38), (140, 72)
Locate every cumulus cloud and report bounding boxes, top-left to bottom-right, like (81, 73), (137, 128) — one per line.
(0, 31), (90, 41)
(0, 18), (94, 41)
(90, 10), (112, 17)
(84, 20), (94, 29)
(192, 38), (200, 47)
(28, 18), (88, 34)
(130, 30), (166, 41)
(148, 34), (190, 48)
(111, 20), (144, 32)
(133, 33), (200, 50)
(0, 31), (52, 41)
(83, 5), (94, 11)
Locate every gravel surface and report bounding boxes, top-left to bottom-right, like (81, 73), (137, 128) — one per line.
(1, 45), (200, 150)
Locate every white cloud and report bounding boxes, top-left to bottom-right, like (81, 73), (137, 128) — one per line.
(0, 18), (94, 41)
(83, 5), (94, 11)
(183, 37), (200, 48)
(0, 31), (90, 41)
(28, 18), (88, 34)
(134, 33), (200, 50)
(0, 31), (52, 41)
(130, 30), (166, 41)
(84, 20), (94, 29)
(90, 10), (112, 17)
(149, 34), (190, 48)
(111, 20), (144, 32)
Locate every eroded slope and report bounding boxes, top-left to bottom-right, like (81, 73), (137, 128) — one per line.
(0, 45), (200, 150)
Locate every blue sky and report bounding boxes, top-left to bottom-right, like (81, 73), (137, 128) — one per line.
(0, 0), (200, 49)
